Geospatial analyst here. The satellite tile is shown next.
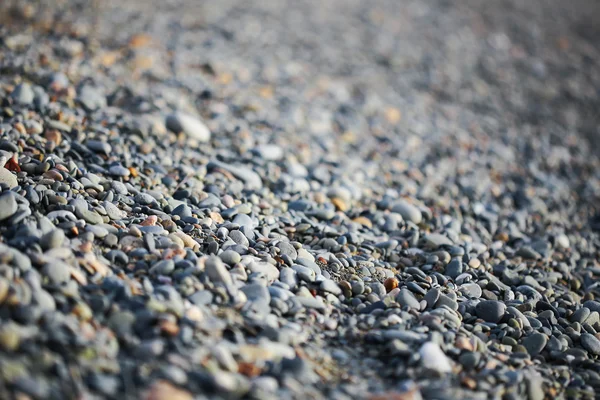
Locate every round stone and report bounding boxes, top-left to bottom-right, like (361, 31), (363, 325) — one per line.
(475, 300), (506, 323)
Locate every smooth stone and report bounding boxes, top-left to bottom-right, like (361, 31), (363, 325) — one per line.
(580, 333), (600, 356)
(189, 290), (214, 306)
(233, 214), (254, 229)
(277, 241), (298, 260)
(150, 260), (175, 275)
(475, 300), (506, 323)
(445, 259), (463, 279)
(391, 200), (422, 224)
(435, 294), (458, 311)
(0, 192), (19, 221)
(516, 246), (541, 260)
(42, 261), (71, 285)
(421, 234), (453, 249)
(75, 208), (104, 225)
(11, 82), (35, 105)
(172, 204), (192, 218)
(523, 333), (548, 356)
(424, 288), (441, 309)
(0, 168), (18, 189)
(583, 301), (600, 314)
(555, 234), (570, 250)
(108, 165), (130, 177)
(166, 112), (211, 142)
(571, 308), (591, 324)
(396, 289), (420, 309)
(241, 284), (270, 307)
(460, 283), (482, 298)
(40, 229), (64, 250)
(320, 280), (341, 295)
(249, 262), (279, 282)
(295, 296), (325, 311)
(253, 144), (284, 161)
(419, 342), (452, 373)
(78, 85), (106, 111)
(205, 256), (232, 285)
(291, 264), (315, 282)
(86, 140), (111, 154)
(229, 230), (250, 247)
(207, 160), (262, 190)
(219, 250), (241, 265)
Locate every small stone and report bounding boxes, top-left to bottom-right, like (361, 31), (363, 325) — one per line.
(166, 112), (211, 142)
(384, 278), (399, 293)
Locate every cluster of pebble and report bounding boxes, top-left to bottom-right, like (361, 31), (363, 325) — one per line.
(0, 0), (600, 399)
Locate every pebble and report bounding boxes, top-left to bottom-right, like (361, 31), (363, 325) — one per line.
(0, 3), (597, 399)
(0, 192), (18, 221)
(0, 168), (18, 189)
(523, 333), (548, 356)
(11, 82), (35, 105)
(391, 200), (422, 224)
(166, 112), (211, 142)
(475, 300), (506, 323)
(419, 342), (452, 373)
(205, 256), (232, 285)
(580, 333), (600, 356)
(40, 229), (65, 250)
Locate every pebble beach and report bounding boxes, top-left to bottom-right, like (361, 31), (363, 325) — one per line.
(0, 0), (600, 399)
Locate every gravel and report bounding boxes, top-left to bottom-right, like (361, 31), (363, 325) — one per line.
(0, 0), (599, 399)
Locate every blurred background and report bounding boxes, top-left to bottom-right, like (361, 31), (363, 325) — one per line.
(2, 0), (599, 149)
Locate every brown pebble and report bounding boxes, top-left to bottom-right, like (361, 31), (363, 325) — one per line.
(384, 277), (399, 293)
